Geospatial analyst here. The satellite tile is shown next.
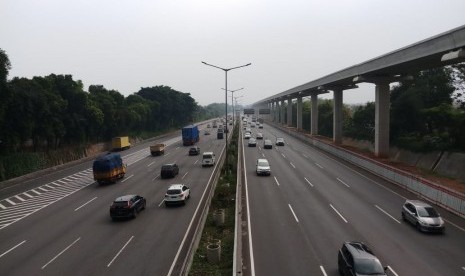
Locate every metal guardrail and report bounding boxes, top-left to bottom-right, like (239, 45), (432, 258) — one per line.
(270, 122), (465, 218)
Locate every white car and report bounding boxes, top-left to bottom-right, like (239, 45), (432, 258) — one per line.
(256, 132), (263, 139)
(165, 184), (190, 206)
(248, 138), (257, 147)
(202, 151), (216, 167)
(244, 132), (251, 139)
(256, 159), (271, 176)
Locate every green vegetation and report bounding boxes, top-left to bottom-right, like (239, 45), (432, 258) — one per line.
(189, 122), (239, 276)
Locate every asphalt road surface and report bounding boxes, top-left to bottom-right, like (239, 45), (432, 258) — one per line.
(242, 121), (465, 276)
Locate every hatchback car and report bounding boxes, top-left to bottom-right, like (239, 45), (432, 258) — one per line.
(276, 137), (285, 146)
(188, 146), (200, 156)
(264, 139), (273, 149)
(110, 195), (146, 220)
(160, 163), (179, 179)
(338, 241), (387, 276)
(256, 159), (271, 176)
(256, 132), (263, 139)
(401, 200), (445, 233)
(248, 138), (257, 147)
(165, 184), (190, 206)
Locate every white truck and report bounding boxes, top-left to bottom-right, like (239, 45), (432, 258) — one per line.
(201, 152), (215, 167)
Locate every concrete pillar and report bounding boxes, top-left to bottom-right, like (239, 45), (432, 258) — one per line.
(280, 100), (285, 124)
(297, 96), (303, 131)
(287, 98), (293, 127)
(311, 94), (318, 135)
(333, 89), (343, 144)
(375, 83), (390, 157)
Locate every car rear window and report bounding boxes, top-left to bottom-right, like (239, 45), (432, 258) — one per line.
(167, 189), (182, 195)
(354, 258), (384, 274)
(258, 161), (269, 166)
(113, 201), (129, 207)
(162, 165), (172, 170)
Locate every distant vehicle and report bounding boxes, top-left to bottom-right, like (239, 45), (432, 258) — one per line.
(182, 125), (199, 146)
(264, 139), (273, 149)
(110, 195), (146, 220)
(258, 124), (263, 129)
(202, 152), (215, 167)
(256, 159), (271, 176)
(93, 153), (126, 184)
(150, 143), (165, 156)
(401, 200), (445, 233)
(205, 130), (211, 135)
(245, 128), (251, 133)
(248, 138), (257, 147)
(338, 242), (387, 276)
(189, 146), (200, 156)
(244, 132), (251, 139)
(112, 136), (131, 151)
(251, 123), (256, 128)
(161, 163), (179, 179)
(256, 133), (263, 139)
(276, 138), (285, 146)
(258, 118), (264, 124)
(207, 124), (211, 128)
(165, 184), (190, 206)
(217, 132), (224, 139)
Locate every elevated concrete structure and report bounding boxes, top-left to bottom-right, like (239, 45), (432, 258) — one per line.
(255, 25), (465, 156)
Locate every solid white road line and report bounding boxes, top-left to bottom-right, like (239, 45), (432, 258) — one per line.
(14, 195), (26, 202)
(320, 266), (328, 276)
(375, 205), (401, 224)
(315, 163), (324, 169)
(5, 199), (16, 206)
(158, 199), (165, 207)
(330, 204), (348, 223)
(387, 266), (399, 276)
(274, 176), (280, 186)
(243, 144), (256, 276)
(182, 172), (188, 179)
(336, 178), (350, 188)
(290, 162), (296, 169)
(74, 197), (98, 211)
(443, 218), (465, 233)
(121, 174), (134, 183)
(288, 204), (299, 223)
(0, 240), (26, 259)
(42, 237), (81, 269)
(107, 236), (134, 267)
(304, 177), (314, 187)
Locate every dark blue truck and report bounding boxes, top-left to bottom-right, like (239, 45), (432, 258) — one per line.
(182, 125), (199, 146)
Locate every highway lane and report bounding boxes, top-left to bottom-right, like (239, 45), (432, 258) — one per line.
(243, 121), (465, 276)
(0, 122), (227, 275)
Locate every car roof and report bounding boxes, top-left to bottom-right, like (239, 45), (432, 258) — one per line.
(257, 158), (268, 162)
(406, 200), (432, 208)
(168, 184), (185, 190)
(203, 151), (213, 155)
(264, 139), (272, 143)
(114, 195), (137, 201)
(344, 242), (377, 260)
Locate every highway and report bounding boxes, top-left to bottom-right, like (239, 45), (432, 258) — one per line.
(242, 121), (465, 276)
(0, 122), (225, 275)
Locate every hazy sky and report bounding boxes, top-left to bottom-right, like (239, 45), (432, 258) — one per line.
(1, 0), (465, 106)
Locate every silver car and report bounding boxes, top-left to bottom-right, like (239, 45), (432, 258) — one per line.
(256, 159), (271, 176)
(401, 200), (445, 233)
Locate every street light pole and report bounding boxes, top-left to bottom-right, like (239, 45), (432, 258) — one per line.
(221, 87), (244, 128)
(202, 61), (251, 171)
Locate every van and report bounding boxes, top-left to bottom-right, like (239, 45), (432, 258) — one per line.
(202, 152), (215, 167)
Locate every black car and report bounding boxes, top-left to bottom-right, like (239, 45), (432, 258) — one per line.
(110, 195), (146, 220)
(161, 163), (179, 178)
(338, 242), (387, 276)
(189, 147), (200, 156)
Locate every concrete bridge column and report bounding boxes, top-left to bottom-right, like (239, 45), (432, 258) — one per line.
(311, 94), (318, 135)
(297, 96), (303, 131)
(287, 98), (293, 127)
(375, 83), (390, 157)
(280, 100), (285, 124)
(333, 89), (343, 144)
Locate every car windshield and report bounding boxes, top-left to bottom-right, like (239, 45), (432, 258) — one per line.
(167, 189), (181, 195)
(354, 258), (385, 274)
(258, 161), (269, 166)
(417, 206), (439, 217)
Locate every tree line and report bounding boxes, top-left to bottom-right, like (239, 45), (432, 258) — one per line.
(0, 49), (227, 153)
